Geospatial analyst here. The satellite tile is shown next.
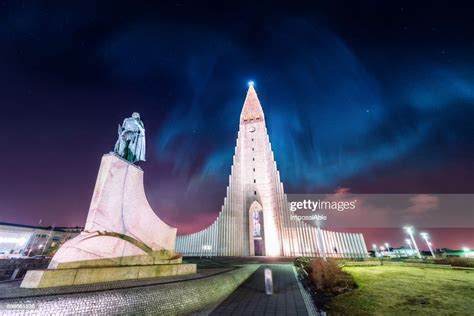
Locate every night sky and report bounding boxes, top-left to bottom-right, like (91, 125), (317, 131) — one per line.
(1, 1), (473, 248)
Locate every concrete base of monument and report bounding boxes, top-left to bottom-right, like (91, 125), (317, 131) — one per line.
(21, 263), (197, 288)
(21, 251), (197, 288)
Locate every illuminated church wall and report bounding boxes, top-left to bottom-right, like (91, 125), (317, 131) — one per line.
(175, 85), (368, 257)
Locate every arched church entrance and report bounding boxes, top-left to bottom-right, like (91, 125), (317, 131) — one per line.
(248, 201), (264, 256)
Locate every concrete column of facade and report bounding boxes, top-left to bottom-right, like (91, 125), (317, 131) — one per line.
(305, 223), (314, 257)
(348, 233), (357, 258)
(337, 233), (346, 258)
(323, 228), (330, 259)
(332, 232), (338, 257)
(299, 222), (307, 256)
(311, 226), (320, 257)
(342, 233), (351, 258)
(275, 179), (284, 255)
(305, 226), (312, 256)
(349, 233), (358, 258)
(187, 234), (191, 256)
(326, 231), (333, 257)
(224, 198), (231, 256)
(229, 174), (234, 256)
(359, 234), (368, 256)
(353, 233), (363, 258)
(315, 226), (323, 258)
(322, 230), (329, 257)
(286, 193), (294, 256)
(347, 233), (358, 258)
(331, 231), (338, 258)
(339, 232), (347, 258)
(336, 232), (342, 258)
(302, 225), (309, 256)
(308, 226), (317, 256)
(218, 210), (222, 256)
(340, 233), (348, 258)
(215, 220), (219, 256)
(227, 196), (231, 256)
(210, 222), (214, 256)
(297, 219), (305, 256)
(211, 221), (215, 256)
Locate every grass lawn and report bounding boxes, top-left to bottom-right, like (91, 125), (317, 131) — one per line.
(327, 265), (474, 315)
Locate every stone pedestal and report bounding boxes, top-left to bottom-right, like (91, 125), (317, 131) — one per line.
(21, 251), (196, 288)
(21, 153), (196, 288)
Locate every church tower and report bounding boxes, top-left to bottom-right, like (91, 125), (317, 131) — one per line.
(175, 84), (368, 258)
(234, 83), (282, 256)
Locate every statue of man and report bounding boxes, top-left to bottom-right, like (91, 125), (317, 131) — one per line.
(114, 112), (146, 163)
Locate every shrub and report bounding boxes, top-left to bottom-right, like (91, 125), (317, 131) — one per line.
(309, 259), (356, 296)
(435, 257), (474, 268)
(294, 256), (311, 269)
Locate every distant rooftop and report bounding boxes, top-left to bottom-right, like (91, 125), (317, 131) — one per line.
(0, 221), (83, 232)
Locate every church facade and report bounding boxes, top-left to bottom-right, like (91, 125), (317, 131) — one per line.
(175, 85), (368, 257)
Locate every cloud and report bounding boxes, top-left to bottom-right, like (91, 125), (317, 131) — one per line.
(405, 194), (439, 215)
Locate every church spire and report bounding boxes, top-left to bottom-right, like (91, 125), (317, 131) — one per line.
(240, 83), (264, 124)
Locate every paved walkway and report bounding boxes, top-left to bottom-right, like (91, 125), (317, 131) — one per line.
(0, 266), (258, 315)
(0, 267), (234, 299)
(211, 264), (312, 316)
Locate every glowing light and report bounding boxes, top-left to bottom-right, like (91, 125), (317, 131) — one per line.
(248, 80), (255, 86)
(419, 232), (435, 258)
(405, 239), (412, 245)
(463, 247), (470, 252)
(265, 218), (281, 256)
(420, 232), (429, 240)
(0, 236), (28, 245)
(403, 225), (421, 258)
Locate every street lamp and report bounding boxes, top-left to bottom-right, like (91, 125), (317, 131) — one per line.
(420, 232), (435, 258)
(404, 226), (421, 258)
(405, 239), (414, 256)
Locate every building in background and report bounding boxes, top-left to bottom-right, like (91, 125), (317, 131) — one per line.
(176, 85), (368, 257)
(0, 222), (82, 258)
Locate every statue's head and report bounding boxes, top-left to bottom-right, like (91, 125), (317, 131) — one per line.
(132, 112), (141, 119)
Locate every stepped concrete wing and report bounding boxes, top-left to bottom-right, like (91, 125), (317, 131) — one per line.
(48, 153), (177, 269)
